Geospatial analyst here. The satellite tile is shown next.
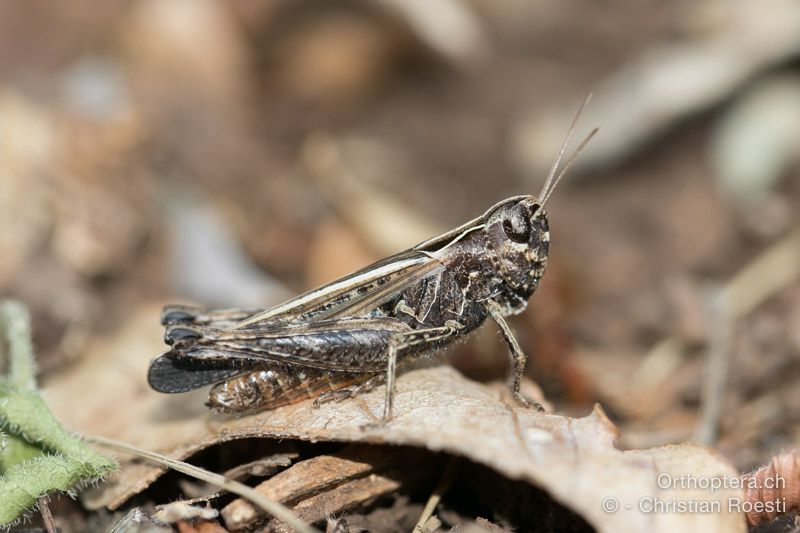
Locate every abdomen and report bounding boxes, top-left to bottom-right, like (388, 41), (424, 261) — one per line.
(207, 365), (375, 413)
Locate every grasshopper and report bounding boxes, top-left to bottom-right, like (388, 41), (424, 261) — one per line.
(148, 98), (597, 424)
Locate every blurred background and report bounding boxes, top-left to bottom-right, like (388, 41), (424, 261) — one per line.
(1, 0), (800, 473)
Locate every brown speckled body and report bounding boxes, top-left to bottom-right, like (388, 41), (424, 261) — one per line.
(207, 364), (371, 412)
(149, 195), (551, 413)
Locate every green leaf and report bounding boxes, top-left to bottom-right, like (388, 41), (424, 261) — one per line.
(0, 300), (117, 526)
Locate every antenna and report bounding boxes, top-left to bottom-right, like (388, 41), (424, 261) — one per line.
(537, 93), (597, 209)
(540, 127), (598, 208)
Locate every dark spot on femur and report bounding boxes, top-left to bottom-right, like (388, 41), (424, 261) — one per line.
(502, 203), (531, 244)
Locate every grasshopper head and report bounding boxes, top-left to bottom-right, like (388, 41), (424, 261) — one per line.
(484, 196), (549, 310)
(482, 98), (597, 313)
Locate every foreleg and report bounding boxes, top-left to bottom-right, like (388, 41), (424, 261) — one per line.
(488, 302), (543, 411)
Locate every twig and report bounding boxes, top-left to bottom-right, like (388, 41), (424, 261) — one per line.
(634, 229), (800, 439)
(38, 497), (56, 533)
(86, 435), (319, 533)
(693, 228), (800, 444)
(413, 456), (460, 533)
(693, 288), (732, 445)
(722, 228), (800, 318)
(38, 499), (56, 533)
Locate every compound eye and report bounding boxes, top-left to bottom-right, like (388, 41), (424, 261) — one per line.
(502, 204), (531, 244)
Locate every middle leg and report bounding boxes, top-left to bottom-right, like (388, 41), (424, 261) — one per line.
(373, 319), (465, 427)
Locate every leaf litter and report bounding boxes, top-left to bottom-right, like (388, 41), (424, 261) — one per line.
(40, 305), (746, 532)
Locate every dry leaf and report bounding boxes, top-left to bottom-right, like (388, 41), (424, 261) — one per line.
(43, 306), (746, 532)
